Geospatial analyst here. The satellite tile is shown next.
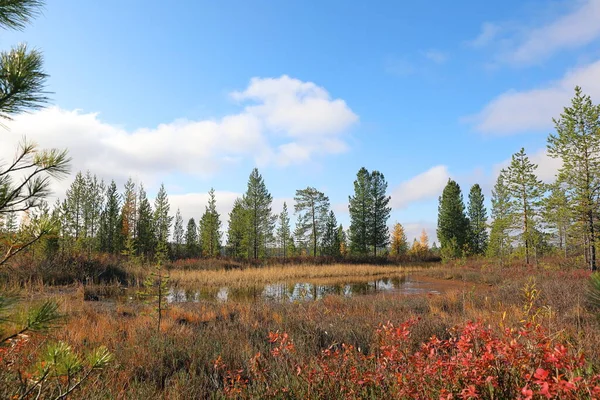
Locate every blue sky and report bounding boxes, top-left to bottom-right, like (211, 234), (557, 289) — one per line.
(2, 0), (600, 242)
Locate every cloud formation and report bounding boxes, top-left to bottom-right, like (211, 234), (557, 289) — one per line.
(390, 165), (450, 209)
(0, 75), (359, 190)
(468, 0), (600, 66)
(467, 59), (600, 134)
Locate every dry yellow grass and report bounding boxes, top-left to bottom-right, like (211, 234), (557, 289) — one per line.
(169, 263), (424, 288)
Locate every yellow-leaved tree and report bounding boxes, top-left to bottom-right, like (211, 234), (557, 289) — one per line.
(390, 222), (408, 256)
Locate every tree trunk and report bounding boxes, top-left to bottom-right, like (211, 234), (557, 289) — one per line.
(589, 209), (597, 271)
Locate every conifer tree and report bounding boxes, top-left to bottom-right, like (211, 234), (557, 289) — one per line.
(488, 171), (514, 262)
(294, 187), (330, 257)
(369, 171), (391, 256)
(320, 210), (340, 257)
(390, 222), (409, 256)
(99, 180), (120, 254)
(542, 183), (572, 257)
(185, 217), (199, 258)
(467, 184), (488, 255)
(173, 208), (184, 258)
(437, 179), (469, 258)
(82, 171), (104, 252)
(227, 198), (247, 258)
(348, 167), (372, 255)
(136, 184), (154, 259)
(276, 202), (291, 259)
(505, 148), (544, 264)
(199, 188), (221, 257)
(548, 86), (600, 271)
(119, 178), (137, 246)
(243, 168), (273, 259)
(153, 183), (172, 251)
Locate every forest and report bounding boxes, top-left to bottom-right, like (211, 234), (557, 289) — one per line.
(2, 1), (600, 399)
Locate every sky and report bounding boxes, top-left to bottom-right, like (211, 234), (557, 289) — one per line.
(2, 0), (600, 243)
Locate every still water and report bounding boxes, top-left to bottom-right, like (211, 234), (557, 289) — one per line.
(164, 276), (443, 304)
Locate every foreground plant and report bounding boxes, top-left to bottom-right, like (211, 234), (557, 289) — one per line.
(1, 294), (113, 399)
(215, 319), (600, 399)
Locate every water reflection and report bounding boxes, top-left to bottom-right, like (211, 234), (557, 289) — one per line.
(165, 276), (442, 304)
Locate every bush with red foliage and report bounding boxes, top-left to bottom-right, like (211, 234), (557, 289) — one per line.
(216, 320), (600, 399)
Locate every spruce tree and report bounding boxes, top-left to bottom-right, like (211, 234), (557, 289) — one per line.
(348, 167), (371, 255)
(199, 188), (221, 257)
(505, 148), (544, 264)
(227, 198), (247, 258)
(243, 168), (273, 259)
(136, 184), (154, 259)
(487, 171), (514, 262)
(100, 180), (120, 254)
(173, 208), (184, 258)
(185, 217), (199, 258)
(548, 86), (600, 271)
(294, 187), (330, 257)
(153, 183), (172, 252)
(276, 202), (291, 259)
(437, 179), (469, 259)
(119, 178), (137, 248)
(467, 184), (488, 255)
(320, 210), (339, 257)
(369, 170), (391, 256)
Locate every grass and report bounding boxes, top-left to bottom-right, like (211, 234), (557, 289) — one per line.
(168, 263), (423, 288)
(2, 259), (600, 398)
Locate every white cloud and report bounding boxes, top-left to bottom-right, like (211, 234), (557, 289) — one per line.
(467, 22), (501, 48)
(467, 1), (600, 66)
(390, 165), (450, 209)
(467, 59), (600, 134)
(0, 76), (359, 192)
(507, 0), (600, 65)
(423, 49), (448, 64)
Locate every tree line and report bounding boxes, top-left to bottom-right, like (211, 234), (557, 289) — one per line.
(1, 165), (400, 263)
(437, 87), (600, 271)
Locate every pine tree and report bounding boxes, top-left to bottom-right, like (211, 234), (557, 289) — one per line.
(505, 148), (544, 264)
(390, 222), (409, 257)
(348, 167), (372, 255)
(320, 210), (339, 257)
(467, 184), (488, 255)
(153, 183), (172, 252)
(173, 208), (184, 258)
(542, 183), (572, 257)
(294, 187), (330, 257)
(487, 171), (514, 262)
(199, 188), (221, 257)
(99, 180), (120, 254)
(227, 198), (247, 258)
(185, 218), (199, 258)
(369, 171), (391, 256)
(276, 202), (291, 259)
(136, 184), (154, 259)
(548, 86), (600, 271)
(82, 171), (104, 252)
(243, 168), (273, 259)
(437, 179), (469, 259)
(64, 172), (86, 242)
